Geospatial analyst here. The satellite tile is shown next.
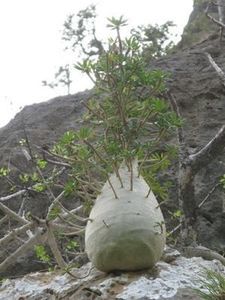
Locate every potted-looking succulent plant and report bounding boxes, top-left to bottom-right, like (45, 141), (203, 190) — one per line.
(71, 16), (181, 272)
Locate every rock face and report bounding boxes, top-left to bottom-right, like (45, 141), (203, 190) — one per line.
(179, 0), (219, 48)
(153, 33), (225, 251)
(0, 248), (224, 299)
(1, 6), (225, 276)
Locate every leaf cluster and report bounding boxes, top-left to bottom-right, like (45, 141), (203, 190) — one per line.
(54, 17), (181, 197)
(194, 269), (225, 300)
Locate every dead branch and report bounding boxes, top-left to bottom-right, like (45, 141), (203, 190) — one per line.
(189, 124), (225, 174)
(51, 223), (85, 234)
(198, 182), (221, 208)
(0, 223), (33, 247)
(43, 157), (71, 168)
(166, 92), (184, 145)
(56, 214), (85, 230)
(46, 191), (65, 220)
(0, 189), (28, 202)
(46, 224), (66, 269)
(205, 52), (225, 87)
(205, 3), (225, 29)
(0, 202), (28, 224)
(63, 229), (85, 236)
(0, 227), (46, 274)
(56, 203), (90, 223)
(18, 196), (26, 217)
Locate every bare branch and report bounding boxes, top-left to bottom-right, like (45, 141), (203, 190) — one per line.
(166, 92), (184, 145)
(63, 229), (85, 236)
(0, 223), (33, 247)
(34, 144), (77, 163)
(0, 189), (27, 202)
(205, 3), (225, 29)
(47, 191), (65, 220)
(198, 182), (221, 208)
(205, 52), (225, 87)
(0, 216), (8, 225)
(54, 205), (85, 223)
(189, 124), (225, 174)
(51, 223), (85, 235)
(56, 215), (85, 230)
(47, 224), (66, 269)
(18, 196), (26, 216)
(55, 201), (91, 224)
(0, 202), (28, 224)
(43, 158), (71, 168)
(0, 227), (46, 273)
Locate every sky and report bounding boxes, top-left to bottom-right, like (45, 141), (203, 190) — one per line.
(0, 0), (193, 128)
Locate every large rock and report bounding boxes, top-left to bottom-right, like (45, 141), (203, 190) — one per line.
(0, 249), (224, 299)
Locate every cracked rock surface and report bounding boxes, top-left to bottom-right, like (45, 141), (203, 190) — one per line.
(0, 250), (224, 300)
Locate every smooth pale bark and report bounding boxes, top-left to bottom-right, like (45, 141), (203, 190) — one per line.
(85, 162), (166, 272)
(218, 0), (225, 23)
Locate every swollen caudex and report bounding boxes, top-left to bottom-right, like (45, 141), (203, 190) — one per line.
(85, 161), (166, 272)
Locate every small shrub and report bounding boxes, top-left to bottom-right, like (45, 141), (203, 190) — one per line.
(195, 268), (225, 300)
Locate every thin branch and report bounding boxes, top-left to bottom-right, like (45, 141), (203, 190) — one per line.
(0, 216), (8, 225)
(35, 165), (55, 201)
(34, 144), (77, 163)
(55, 202), (90, 223)
(189, 124), (225, 174)
(47, 191), (65, 220)
(0, 202), (28, 224)
(205, 52), (225, 87)
(44, 158), (71, 168)
(46, 224), (66, 269)
(0, 223), (33, 247)
(167, 223), (182, 237)
(205, 2), (225, 29)
(62, 229), (85, 236)
(145, 188), (152, 198)
(18, 196), (26, 216)
(0, 227), (46, 273)
(106, 174), (119, 199)
(129, 159), (133, 191)
(166, 92), (184, 145)
(56, 214), (85, 230)
(0, 189), (27, 202)
(54, 205), (84, 223)
(198, 182), (221, 208)
(51, 223), (85, 234)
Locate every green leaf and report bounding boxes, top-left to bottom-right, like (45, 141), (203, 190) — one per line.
(107, 16), (128, 29)
(35, 245), (51, 264)
(77, 127), (93, 140)
(33, 183), (46, 192)
(64, 181), (77, 197)
(60, 131), (76, 145)
(0, 167), (10, 177)
(31, 172), (39, 182)
(37, 159), (47, 169)
(66, 240), (79, 251)
(48, 206), (61, 220)
(19, 173), (30, 183)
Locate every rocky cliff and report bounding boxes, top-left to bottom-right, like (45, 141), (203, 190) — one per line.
(180, 0), (220, 47)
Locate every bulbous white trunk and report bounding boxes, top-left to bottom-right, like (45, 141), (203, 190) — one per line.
(85, 162), (166, 272)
